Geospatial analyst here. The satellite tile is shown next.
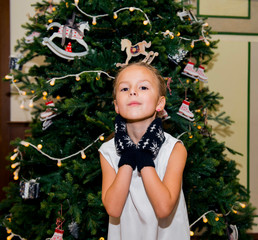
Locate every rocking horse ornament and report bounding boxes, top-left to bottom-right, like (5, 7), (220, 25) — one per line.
(42, 15), (90, 60)
(116, 39), (159, 67)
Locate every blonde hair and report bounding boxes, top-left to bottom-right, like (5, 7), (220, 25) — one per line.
(113, 62), (167, 99)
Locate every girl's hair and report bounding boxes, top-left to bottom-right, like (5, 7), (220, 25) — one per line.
(113, 62), (167, 99)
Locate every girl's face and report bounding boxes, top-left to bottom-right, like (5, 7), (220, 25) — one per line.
(114, 65), (165, 122)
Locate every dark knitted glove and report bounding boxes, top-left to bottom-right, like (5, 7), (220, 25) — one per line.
(114, 115), (165, 172)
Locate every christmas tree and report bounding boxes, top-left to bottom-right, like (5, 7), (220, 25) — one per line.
(0, 0), (256, 239)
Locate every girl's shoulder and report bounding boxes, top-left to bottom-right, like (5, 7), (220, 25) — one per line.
(163, 132), (184, 147)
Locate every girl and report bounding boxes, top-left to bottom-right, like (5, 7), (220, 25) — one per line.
(99, 62), (190, 240)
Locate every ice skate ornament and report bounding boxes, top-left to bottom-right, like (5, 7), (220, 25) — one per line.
(229, 224), (238, 240)
(177, 100), (195, 121)
(116, 39), (159, 67)
(157, 109), (171, 121)
(40, 101), (58, 130)
(181, 61), (208, 83)
(42, 21), (90, 60)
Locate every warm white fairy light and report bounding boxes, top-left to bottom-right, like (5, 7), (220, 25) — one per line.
(81, 151), (86, 159)
(161, 22), (210, 48)
(13, 167), (20, 180)
(73, 4), (151, 28)
(11, 162), (20, 169)
(47, 70), (114, 85)
(10, 153), (18, 161)
(19, 134), (104, 165)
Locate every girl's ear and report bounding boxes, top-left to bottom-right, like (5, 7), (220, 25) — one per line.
(156, 96), (166, 112)
(114, 100), (119, 114)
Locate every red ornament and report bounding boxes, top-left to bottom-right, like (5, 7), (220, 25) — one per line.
(65, 42), (72, 52)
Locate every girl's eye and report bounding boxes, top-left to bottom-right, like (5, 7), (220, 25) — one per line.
(121, 87), (129, 92)
(140, 86), (148, 90)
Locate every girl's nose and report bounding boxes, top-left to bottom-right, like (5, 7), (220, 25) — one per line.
(129, 91), (136, 96)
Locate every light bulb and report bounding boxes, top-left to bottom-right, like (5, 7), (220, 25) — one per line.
(99, 135), (104, 141)
(6, 228), (12, 234)
(190, 231), (194, 236)
(29, 99), (34, 108)
(92, 17), (97, 25)
(81, 151), (86, 159)
(215, 216), (219, 221)
(113, 12), (118, 19)
(203, 216), (208, 223)
(21, 91), (26, 96)
(57, 160), (62, 167)
(74, 0), (79, 5)
(129, 7), (134, 12)
(143, 20), (149, 25)
(76, 75), (80, 81)
(21, 141), (30, 147)
(48, 19), (53, 23)
(20, 101), (25, 109)
(11, 162), (20, 169)
(37, 144), (43, 150)
(203, 22), (209, 27)
(204, 39), (210, 46)
(96, 72), (101, 80)
(232, 209), (237, 214)
(43, 91), (48, 97)
(191, 41), (195, 48)
(10, 153), (18, 161)
(239, 202), (246, 208)
(176, 32), (180, 36)
(7, 234), (13, 240)
(50, 79), (55, 86)
(5, 75), (13, 80)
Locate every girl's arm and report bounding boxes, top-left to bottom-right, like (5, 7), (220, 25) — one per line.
(100, 152), (133, 218)
(140, 142), (187, 219)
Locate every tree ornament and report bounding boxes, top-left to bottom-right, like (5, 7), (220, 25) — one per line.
(181, 61), (199, 80)
(177, 100), (195, 121)
(65, 42), (72, 52)
(19, 179), (40, 199)
(40, 101), (58, 130)
(228, 224), (238, 240)
(196, 65), (208, 83)
(177, 9), (198, 23)
(116, 39), (159, 67)
(42, 14), (90, 60)
(25, 31), (40, 43)
(9, 54), (23, 70)
(157, 109), (171, 121)
(168, 48), (188, 66)
(68, 221), (79, 239)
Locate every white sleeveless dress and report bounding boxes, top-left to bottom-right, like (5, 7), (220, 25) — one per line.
(99, 132), (190, 240)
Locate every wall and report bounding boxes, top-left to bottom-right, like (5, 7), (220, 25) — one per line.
(10, 0), (258, 233)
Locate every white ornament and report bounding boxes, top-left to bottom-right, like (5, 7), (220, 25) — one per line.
(42, 21), (90, 60)
(116, 39), (159, 67)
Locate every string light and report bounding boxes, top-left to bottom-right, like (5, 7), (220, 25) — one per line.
(92, 17), (97, 25)
(20, 101), (25, 109)
(11, 162), (20, 169)
(74, 0), (79, 5)
(81, 151), (86, 159)
(19, 134), (104, 165)
(57, 160), (62, 167)
(37, 144), (43, 150)
(47, 70), (114, 85)
(73, 4), (151, 28)
(10, 153), (18, 161)
(203, 216), (208, 223)
(13, 167), (20, 180)
(29, 99), (34, 108)
(50, 78), (55, 86)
